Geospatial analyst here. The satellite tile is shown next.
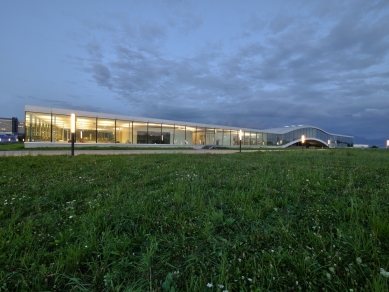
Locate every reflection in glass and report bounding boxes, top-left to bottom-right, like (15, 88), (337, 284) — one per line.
(97, 119), (115, 143)
(215, 129), (223, 146)
(76, 116), (96, 143)
(250, 132), (256, 145)
(194, 127), (206, 145)
(174, 125), (186, 145)
(206, 128), (216, 145)
(232, 131), (239, 145)
(147, 123), (162, 144)
(162, 124), (175, 144)
(244, 131), (250, 145)
(222, 130), (231, 146)
(25, 112), (52, 142)
(116, 120), (132, 144)
(133, 122), (148, 144)
(51, 114), (72, 142)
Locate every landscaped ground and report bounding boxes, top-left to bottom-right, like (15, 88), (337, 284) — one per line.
(0, 143), (195, 151)
(0, 150), (388, 291)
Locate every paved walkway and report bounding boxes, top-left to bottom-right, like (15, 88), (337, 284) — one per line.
(0, 149), (259, 156)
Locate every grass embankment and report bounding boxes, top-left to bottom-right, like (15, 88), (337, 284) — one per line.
(1, 150), (389, 291)
(0, 143), (194, 151)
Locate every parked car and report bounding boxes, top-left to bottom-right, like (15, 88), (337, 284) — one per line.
(0, 134), (19, 143)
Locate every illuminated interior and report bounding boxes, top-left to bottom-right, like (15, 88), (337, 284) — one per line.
(24, 106), (354, 147)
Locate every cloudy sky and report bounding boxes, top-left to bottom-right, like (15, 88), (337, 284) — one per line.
(1, 0), (388, 142)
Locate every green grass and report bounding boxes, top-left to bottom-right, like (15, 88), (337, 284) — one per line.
(1, 150), (389, 291)
(0, 143), (194, 151)
(0, 143), (25, 151)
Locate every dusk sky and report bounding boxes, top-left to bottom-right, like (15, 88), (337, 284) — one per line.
(1, 0), (388, 142)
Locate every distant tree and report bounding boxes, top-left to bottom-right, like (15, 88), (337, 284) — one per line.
(370, 145), (379, 148)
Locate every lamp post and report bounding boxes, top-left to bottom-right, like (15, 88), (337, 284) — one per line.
(239, 130), (243, 153)
(71, 113), (75, 156)
(387, 140), (389, 150)
(328, 139), (331, 149)
(301, 134), (305, 150)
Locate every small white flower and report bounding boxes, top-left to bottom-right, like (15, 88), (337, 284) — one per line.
(69, 216), (73, 219)
(271, 249), (274, 253)
(85, 245), (88, 248)
(218, 284), (224, 288)
(248, 278), (252, 282)
(207, 283), (213, 288)
(356, 257), (362, 264)
(380, 268), (389, 278)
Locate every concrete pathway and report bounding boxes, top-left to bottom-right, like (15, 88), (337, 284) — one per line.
(0, 149), (259, 156)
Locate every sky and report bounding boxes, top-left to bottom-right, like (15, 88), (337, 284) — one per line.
(1, 0), (389, 143)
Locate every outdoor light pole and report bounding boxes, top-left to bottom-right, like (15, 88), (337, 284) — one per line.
(301, 135), (305, 150)
(328, 139), (331, 149)
(387, 140), (389, 150)
(239, 130), (242, 153)
(71, 113), (75, 156)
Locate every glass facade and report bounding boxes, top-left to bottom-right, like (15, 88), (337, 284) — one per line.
(116, 120), (132, 144)
(24, 106), (354, 148)
(97, 118), (115, 143)
(174, 125), (186, 145)
(76, 116), (96, 143)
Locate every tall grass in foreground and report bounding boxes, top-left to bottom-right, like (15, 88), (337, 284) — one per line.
(0, 150), (389, 291)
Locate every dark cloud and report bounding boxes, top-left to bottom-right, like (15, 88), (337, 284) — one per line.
(91, 63), (112, 89)
(75, 0), (389, 140)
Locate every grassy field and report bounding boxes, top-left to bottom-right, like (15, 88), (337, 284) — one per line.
(0, 143), (195, 151)
(1, 150), (389, 291)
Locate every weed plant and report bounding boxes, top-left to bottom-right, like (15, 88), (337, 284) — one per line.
(1, 150), (389, 291)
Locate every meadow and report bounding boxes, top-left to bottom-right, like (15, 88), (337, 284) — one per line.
(0, 149), (388, 291)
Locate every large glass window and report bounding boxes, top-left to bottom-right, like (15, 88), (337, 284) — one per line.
(174, 125), (186, 145)
(215, 129), (223, 146)
(116, 120), (132, 144)
(97, 119), (115, 143)
(256, 132), (263, 145)
(194, 127), (206, 145)
(284, 132), (290, 145)
(25, 111), (52, 142)
(52, 114), (71, 142)
(276, 135), (282, 146)
(250, 132), (256, 145)
(147, 123), (162, 144)
(267, 133), (275, 145)
(243, 131), (250, 145)
(76, 116), (96, 143)
(206, 128), (216, 145)
(133, 122), (148, 144)
(162, 124), (175, 144)
(222, 130), (231, 146)
(185, 126), (195, 145)
(232, 131), (239, 145)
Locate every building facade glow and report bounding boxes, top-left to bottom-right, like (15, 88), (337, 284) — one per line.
(24, 105), (354, 148)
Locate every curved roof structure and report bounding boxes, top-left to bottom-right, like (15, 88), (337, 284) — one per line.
(24, 105), (353, 148)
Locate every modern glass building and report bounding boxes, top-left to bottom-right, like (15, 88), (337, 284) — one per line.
(24, 105), (354, 148)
